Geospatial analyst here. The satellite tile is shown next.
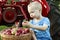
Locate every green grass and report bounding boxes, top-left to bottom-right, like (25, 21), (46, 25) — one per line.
(0, 25), (8, 31)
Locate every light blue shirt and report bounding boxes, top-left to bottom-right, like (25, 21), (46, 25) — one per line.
(29, 17), (52, 40)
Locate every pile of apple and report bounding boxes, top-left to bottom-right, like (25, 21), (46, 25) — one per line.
(2, 28), (29, 36)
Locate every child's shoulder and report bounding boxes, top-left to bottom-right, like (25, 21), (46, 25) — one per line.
(42, 17), (50, 27)
(43, 17), (49, 20)
(42, 17), (50, 22)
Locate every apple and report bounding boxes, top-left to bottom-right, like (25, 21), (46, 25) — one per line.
(11, 28), (18, 35)
(3, 29), (11, 35)
(2, 28), (30, 35)
(22, 28), (29, 34)
(3, 30), (11, 35)
(15, 30), (22, 36)
(5, 29), (11, 33)
(15, 32), (20, 36)
(5, 31), (11, 35)
(24, 28), (29, 33)
(22, 30), (25, 34)
(15, 28), (23, 36)
(3, 31), (7, 34)
(17, 28), (23, 33)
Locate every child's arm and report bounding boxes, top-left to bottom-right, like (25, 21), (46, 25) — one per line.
(22, 20), (48, 30)
(29, 23), (48, 30)
(31, 30), (37, 40)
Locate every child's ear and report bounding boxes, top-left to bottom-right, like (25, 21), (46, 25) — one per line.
(39, 9), (42, 12)
(39, 9), (41, 11)
(39, 9), (42, 14)
(39, 10), (41, 12)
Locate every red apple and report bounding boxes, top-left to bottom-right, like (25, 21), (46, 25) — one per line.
(5, 31), (11, 35)
(17, 28), (23, 33)
(2, 29), (10, 34)
(3, 31), (7, 34)
(3, 29), (11, 35)
(5, 29), (11, 33)
(22, 30), (25, 34)
(22, 28), (29, 34)
(11, 28), (18, 35)
(15, 32), (21, 36)
(24, 28), (29, 33)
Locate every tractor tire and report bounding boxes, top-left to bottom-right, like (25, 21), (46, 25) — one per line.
(3, 9), (17, 23)
(0, 13), (2, 23)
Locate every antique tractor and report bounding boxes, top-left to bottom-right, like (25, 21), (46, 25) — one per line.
(0, 0), (30, 23)
(0, 0), (50, 24)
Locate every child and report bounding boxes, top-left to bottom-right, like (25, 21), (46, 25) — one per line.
(22, 1), (52, 40)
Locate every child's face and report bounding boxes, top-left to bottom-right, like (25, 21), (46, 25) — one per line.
(28, 8), (40, 18)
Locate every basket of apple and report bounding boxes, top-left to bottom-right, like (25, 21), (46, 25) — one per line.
(0, 27), (32, 40)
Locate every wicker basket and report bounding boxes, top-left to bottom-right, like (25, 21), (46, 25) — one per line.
(0, 29), (32, 40)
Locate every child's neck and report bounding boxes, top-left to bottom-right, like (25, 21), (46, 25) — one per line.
(34, 16), (43, 21)
(35, 15), (43, 20)
(33, 16), (43, 23)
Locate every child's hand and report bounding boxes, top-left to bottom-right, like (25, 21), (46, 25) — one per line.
(22, 21), (29, 27)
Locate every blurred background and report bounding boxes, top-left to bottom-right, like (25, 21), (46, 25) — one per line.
(47, 0), (60, 40)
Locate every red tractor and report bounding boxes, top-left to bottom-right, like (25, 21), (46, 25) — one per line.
(0, 0), (50, 24)
(0, 0), (30, 23)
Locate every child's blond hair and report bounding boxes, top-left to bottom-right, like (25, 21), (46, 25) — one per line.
(28, 1), (42, 12)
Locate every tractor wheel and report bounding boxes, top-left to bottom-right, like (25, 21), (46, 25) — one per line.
(0, 13), (2, 23)
(3, 9), (17, 23)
